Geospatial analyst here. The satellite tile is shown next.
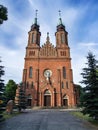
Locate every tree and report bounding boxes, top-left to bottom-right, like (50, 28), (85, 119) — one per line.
(74, 84), (84, 106)
(0, 5), (8, 25)
(0, 58), (5, 120)
(81, 52), (98, 120)
(5, 80), (17, 102)
(16, 85), (27, 112)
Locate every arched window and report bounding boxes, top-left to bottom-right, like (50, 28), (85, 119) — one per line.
(61, 34), (65, 43)
(32, 33), (35, 43)
(60, 51), (66, 56)
(62, 81), (64, 88)
(63, 66), (66, 79)
(66, 81), (69, 89)
(29, 51), (35, 56)
(44, 90), (51, 95)
(29, 67), (32, 78)
(56, 34), (59, 44)
(31, 81), (34, 89)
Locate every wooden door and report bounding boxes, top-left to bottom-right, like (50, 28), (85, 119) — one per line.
(63, 99), (68, 106)
(44, 95), (51, 106)
(27, 99), (31, 106)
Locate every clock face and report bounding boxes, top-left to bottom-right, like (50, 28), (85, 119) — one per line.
(44, 69), (52, 78)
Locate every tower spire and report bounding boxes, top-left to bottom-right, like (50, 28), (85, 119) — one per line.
(57, 10), (65, 31)
(31, 9), (40, 31)
(58, 10), (62, 25)
(34, 10), (38, 24)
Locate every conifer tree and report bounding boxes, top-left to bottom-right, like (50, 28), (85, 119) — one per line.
(0, 58), (5, 120)
(81, 52), (98, 120)
(17, 85), (27, 112)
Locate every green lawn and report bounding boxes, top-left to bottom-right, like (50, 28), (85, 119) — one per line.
(3, 111), (20, 120)
(71, 111), (98, 127)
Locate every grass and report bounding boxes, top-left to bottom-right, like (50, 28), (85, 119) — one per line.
(3, 111), (20, 120)
(71, 111), (98, 127)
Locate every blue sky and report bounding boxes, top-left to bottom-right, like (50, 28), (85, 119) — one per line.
(0, 0), (98, 85)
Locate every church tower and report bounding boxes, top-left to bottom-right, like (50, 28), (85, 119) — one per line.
(22, 11), (75, 107)
(28, 10), (41, 47)
(56, 10), (68, 47)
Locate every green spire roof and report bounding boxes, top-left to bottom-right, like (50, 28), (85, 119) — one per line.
(57, 10), (65, 31)
(34, 18), (37, 24)
(59, 18), (63, 25)
(31, 10), (40, 31)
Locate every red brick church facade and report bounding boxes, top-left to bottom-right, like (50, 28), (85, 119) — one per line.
(22, 13), (76, 107)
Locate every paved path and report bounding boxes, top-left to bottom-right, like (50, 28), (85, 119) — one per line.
(0, 109), (98, 130)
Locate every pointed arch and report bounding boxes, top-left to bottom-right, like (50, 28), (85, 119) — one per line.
(63, 66), (66, 79)
(32, 33), (35, 43)
(61, 81), (64, 88)
(63, 94), (68, 107)
(61, 33), (65, 43)
(44, 89), (51, 106)
(44, 89), (51, 95)
(29, 67), (33, 78)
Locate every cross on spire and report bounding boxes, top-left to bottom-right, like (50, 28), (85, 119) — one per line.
(58, 10), (63, 25)
(34, 10), (38, 24)
(58, 10), (61, 18)
(35, 10), (38, 18)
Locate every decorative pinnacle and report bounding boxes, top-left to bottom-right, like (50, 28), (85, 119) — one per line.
(46, 32), (50, 42)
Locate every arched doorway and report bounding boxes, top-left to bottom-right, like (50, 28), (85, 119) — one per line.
(63, 95), (68, 107)
(44, 90), (51, 106)
(27, 94), (32, 106)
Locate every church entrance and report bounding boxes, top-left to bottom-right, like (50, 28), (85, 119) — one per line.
(27, 99), (31, 106)
(27, 94), (32, 107)
(44, 90), (51, 106)
(44, 95), (51, 106)
(63, 95), (68, 107)
(63, 99), (68, 106)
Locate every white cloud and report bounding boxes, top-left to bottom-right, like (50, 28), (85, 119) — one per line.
(0, 44), (25, 84)
(71, 53), (86, 85)
(78, 42), (98, 55)
(71, 40), (98, 86)
(80, 42), (98, 46)
(0, 0), (98, 86)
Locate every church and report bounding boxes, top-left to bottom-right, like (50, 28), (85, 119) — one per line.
(22, 11), (76, 107)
